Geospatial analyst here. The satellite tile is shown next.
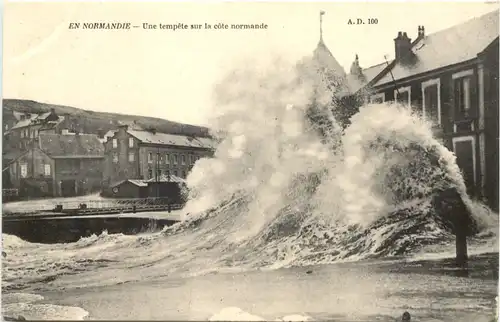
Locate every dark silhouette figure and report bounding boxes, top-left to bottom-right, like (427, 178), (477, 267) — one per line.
(402, 311), (411, 321)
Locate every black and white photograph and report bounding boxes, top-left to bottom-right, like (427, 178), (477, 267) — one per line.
(1, 1), (499, 321)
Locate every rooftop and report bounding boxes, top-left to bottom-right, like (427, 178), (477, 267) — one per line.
(373, 9), (499, 87)
(127, 129), (216, 149)
(341, 9), (499, 92)
(39, 133), (105, 158)
(10, 110), (63, 131)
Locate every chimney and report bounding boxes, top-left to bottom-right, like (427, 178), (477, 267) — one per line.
(418, 25), (425, 38)
(349, 54), (364, 79)
(394, 31), (414, 64)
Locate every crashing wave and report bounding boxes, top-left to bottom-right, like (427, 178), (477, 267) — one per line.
(159, 56), (497, 271)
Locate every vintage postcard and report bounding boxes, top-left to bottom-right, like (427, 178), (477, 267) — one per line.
(2, 1), (499, 321)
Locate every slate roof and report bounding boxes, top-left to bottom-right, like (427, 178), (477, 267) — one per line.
(127, 129), (216, 149)
(39, 134), (105, 158)
(345, 62), (387, 94)
(373, 10), (499, 87)
(10, 118), (32, 130)
(10, 113), (64, 130)
(110, 179), (148, 188)
(313, 39), (347, 78)
(110, 175), (186, 188)
(2, 151), (23, 163)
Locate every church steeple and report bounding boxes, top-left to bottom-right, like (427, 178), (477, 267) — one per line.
(320, 10), (325, 43)
(313, 10), (347, 78)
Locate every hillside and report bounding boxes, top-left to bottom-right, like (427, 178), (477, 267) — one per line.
(3, 99), (211, 137)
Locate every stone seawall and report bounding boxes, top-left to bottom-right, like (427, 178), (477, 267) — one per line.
(3, 216), (179, 244)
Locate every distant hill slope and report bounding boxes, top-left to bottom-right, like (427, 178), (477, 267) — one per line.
(3, 99), (211, 137)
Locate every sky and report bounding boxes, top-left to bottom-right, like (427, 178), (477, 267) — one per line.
(3, 1), (499, 126)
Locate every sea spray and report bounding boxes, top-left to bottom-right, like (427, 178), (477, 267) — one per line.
(3, 55), (498, 291)
(182, 57), (342, 244)
(169, 54), (497, 269)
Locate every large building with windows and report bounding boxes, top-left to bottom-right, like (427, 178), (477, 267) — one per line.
(103, 124), (216, 187)
(7, 133), (105, 197)
(337, 10), (499, 211)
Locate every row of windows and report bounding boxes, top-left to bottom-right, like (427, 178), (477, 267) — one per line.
(369, 69), (474, 126)
(112, 138), (134, 149)
(19, 163), (51, 178)
(112, 152), (201, 164)
(147, 152), (200, 165)
(19, 128), (39, 139)
(147, 168), (187, 179)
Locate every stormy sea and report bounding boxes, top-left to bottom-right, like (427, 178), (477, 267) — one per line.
(2, 56), (499, 321)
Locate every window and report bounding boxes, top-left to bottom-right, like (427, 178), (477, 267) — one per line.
(4, 124), (8, 131)
(394, 86), (411, 106)
(173, 154), (178, 165)
(182, 170), (187, 178)
(44, 164), (51, 176)
(159, 153), (163, 163)
(21, 130), (24, 138)
(148, 168), (153, 179)
(20, 164), (27, 178)
(165, 154), (169, 164)
(128, 137), (134, 148)
(113, 153), (118, 163)
(166, 170), (170, 178)
(128, 152), (135, 162)
(181, 154), (186, 165)
(370, 93), (385, 104)
(148, 152), (153, 163)
(174, 170), (178, 176)
(156, 169), (162, 178)
(35, 130), (39, 137)
(422, 78), (441, 125)
(112, 139), (118, 148)
(453, 70), (473, 116)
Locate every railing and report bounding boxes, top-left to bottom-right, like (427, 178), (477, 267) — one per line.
(3, 197), (183, 215)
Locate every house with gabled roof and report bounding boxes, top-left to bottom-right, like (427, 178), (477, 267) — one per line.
(340, 10), (499, 211)
(8, 133), (105, 197)
(103, 124), (215, 187)
(4, 108), (66, 151)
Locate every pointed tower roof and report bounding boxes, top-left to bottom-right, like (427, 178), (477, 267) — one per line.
(312, 11), (348, 92)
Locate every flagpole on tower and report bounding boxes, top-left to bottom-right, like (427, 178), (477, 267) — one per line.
(320, 10), (325, 42)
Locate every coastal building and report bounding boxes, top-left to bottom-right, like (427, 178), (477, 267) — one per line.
(105, 175), (187, 203)
(338, 10), (499, 210)
(4, 108), (66, 151)
(103, 124), (216, 186)
(8, 133), (105, 197)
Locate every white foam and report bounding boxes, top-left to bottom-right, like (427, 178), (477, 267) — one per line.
(2, 293), (44, 305)
(2, 303), (89, 320)
(209, 307), (312, 322)
(209, 307), (265, 321)
(1, 292), (89, 321)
